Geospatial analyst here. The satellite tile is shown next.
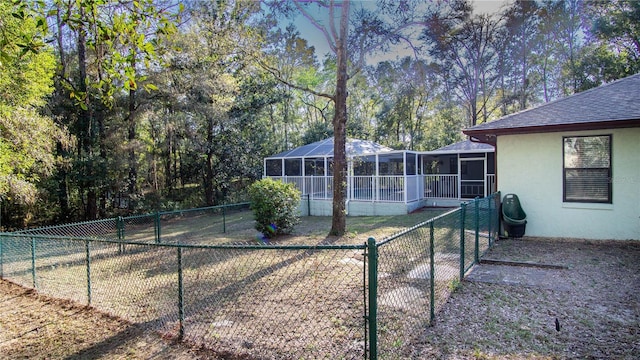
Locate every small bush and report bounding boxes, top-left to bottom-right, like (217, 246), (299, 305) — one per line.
(248, 178), (301, 238)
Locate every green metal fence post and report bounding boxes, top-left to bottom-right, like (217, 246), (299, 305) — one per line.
(177, 247), (184, 339)
(117, 216), (125, 253)
(496, 191), (502, 240)
(155, 212), (161, 244)
(0, 235), (3, 279)
(307, 193), (311, 216)
(474, 198), (480, 264)
(459, 203), (466, 280)
(31, 237), (36, 288)
(85, 240), (92, 305)
(429, 221), (435, 324)
(222, 205), (226, 234)
(487, 194), (495, 248)
(117, 216), (124, 240)
(366, 237), (378, 360)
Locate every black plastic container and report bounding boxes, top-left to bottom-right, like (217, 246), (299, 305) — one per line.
(503, 221), (526, 238)
(501, 193), (527, 238)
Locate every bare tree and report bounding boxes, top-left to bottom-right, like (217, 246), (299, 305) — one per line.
(264, 0), (420, 235)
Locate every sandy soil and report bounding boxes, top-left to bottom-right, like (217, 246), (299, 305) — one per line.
(1, 237), (638, 359)
(416, 237), (640, 359)
(0, 280), (220, 359)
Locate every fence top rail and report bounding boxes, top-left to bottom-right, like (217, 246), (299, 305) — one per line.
(11, 202), (252, 233)
(376, 207), (461, 247)
(374, 192), (500, 247)
(160, 202), (251, 216)
(122, 202), (251, 220)
(124, 202), (252, 220)
(0, 232), (366, 251)
(13, 217), (117, 234)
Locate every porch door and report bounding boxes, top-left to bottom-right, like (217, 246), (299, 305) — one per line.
(459, 158), (486, 199)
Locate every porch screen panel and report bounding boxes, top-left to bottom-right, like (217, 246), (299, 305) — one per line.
(266, 159), (283, 176)
(305, 158), (325, 176)
(285, 158), (302, 176)
(353, 156), (375, 175)
(406, 153), (417, 175)
(563, 135), (611, 203)
(378, 154), (403, 175)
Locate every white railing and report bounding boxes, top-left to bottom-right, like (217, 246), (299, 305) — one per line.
(271, 176), (333, 200)
(305, 176), (333, 199)
(280, 176), (304, 193)
(378, 176), (405, 202)
(268, 174), (494, 203)
(424, 174), (458, 199)
(351, 176), (374, 200)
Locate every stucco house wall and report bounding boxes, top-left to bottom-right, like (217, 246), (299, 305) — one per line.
(497, 128), (640, 240)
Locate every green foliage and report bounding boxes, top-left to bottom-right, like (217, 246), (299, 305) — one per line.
(0, 1), (68, 208)
(0, 0), (48, 66)
(448, 278), (462, 292)
(248, 178), (301, 238)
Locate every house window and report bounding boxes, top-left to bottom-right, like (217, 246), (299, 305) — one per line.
(563, 135), (612, 203)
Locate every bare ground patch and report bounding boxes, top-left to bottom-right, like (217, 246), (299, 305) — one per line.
(415, 237), (640, 359)
(0, 279), (222, 359)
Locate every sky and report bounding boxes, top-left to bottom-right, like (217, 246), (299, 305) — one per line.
(292, 0), (511, 64)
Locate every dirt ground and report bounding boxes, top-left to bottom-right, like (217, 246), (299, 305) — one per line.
(0, 280), (225, 359)
(417, 237), (640, 359)
(1, 237), (639, 359)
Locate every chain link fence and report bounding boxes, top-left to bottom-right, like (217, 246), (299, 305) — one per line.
(14, 203), (251, 245)
(0, 193), (501, 359)
(371, 192), (500, 358)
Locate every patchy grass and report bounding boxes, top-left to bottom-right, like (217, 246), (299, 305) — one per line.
(123, 207), (453, 246)
(0, 280), (215, 359)
(3, 237), (637, 359)
(1, 208), (454, 359)
(8, 213), (638, 359)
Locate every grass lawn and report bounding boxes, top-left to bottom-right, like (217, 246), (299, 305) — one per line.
(119, 206), (456, 246)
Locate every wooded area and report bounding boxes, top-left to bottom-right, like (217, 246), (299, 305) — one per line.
(1, 0), (638, 230)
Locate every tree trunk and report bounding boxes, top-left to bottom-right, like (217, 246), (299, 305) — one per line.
(330, 0), (350, 236)
(164, 124), (174, 193)
(204, 117), (215, 206)
(127, 54), (137, 211)
(98, 110), (107, 218)
(77, 12), (98, 220)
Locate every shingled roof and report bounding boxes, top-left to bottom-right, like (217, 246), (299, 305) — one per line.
(464, 73), (640, 144)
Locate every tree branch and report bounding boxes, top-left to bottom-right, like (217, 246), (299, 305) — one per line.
(258, 59), (335, 101)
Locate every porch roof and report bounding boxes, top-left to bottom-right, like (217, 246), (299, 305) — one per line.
(266, 137), (394, 159)
(424, 140), (494, 155)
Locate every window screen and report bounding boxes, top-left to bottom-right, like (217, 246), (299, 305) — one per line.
(266, 159), (282, 176)
(563, 135), (612, 203)
(284, 158), (302, 176)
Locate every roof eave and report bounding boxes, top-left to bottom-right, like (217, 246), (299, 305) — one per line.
(464, 119), (640, 145)
(423, 148), (495, 155)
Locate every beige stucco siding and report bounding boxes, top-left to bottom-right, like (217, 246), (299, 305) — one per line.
(496, 128), (640, 240)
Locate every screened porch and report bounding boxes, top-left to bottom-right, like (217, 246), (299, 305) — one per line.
(264, 138), (496, 215)
(422, 140), (496, 204)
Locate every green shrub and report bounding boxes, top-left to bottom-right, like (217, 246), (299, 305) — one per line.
(248, 178), (301, 238)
